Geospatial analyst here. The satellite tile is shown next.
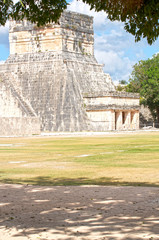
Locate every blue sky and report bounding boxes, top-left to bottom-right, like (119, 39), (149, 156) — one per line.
(0, 24), (9, 61)
(0, 0), (159, 83)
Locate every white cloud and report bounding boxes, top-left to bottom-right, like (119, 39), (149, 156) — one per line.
(68, 0), (136, 81)
(68, 0), (158, 82)
(0, 22), (9, 47)
(95, 49), (135, 81)
(68, 0), (112, 29)
(93, 31), (141, 81)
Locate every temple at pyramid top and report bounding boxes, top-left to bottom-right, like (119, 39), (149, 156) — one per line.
(9, 11), (94, 55)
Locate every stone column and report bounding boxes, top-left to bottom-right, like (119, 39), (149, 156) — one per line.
(115, 111), (123, 130)
(111, 110), (115, 130)
(126, 111), (131, 130)
(134, 111), (139, 129)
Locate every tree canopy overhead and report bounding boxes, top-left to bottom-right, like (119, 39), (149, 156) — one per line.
(127, 53), (159, 123)
(0, 0), (159, 44)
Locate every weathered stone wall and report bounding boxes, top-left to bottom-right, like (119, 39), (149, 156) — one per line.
(0, 72), (40, 136)
(0, 117), (40, 136)
(86, 110), (139, 131)
(0, 79), (23, 117)
(84, 91), (140, 131)
(0, 72), (37, 117)
(0, 59), (87, 131)
(9, 11), (94, 55)
(1, 50), (116, 132)
(82, 87), (140, 130)
(86, 110), (114, 131)
(84, 94), (139, 110)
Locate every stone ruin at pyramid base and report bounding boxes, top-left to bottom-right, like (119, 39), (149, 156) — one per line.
(0, 11), (140, 136)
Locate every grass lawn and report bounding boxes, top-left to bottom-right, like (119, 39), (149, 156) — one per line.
(0, 132), (159, 187)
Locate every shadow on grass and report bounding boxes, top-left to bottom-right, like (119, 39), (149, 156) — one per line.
(1, 176), (159, 187)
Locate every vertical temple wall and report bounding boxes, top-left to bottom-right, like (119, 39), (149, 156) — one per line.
(9, 11), (94, 56)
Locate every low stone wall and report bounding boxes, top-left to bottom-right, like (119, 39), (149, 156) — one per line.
(0, 117), (40, 136)
(83, 91), (139, 98)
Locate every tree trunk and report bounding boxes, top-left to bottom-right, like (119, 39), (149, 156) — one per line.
(156, 108), (159, 126)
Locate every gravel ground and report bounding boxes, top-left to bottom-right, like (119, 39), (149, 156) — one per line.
(0, 184), (159, 240)
(40, 129), (159, 137)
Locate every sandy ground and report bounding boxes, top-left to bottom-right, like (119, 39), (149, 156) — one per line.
(0, 184), (159, 240)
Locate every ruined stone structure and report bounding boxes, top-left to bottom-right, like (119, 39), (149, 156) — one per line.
(0, 11), (139, 135)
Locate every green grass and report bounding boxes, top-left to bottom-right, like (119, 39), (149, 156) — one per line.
(0, 132), (159, 187)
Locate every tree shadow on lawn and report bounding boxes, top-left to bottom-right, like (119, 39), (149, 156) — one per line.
(0, 180), (159, 240)
(1, 175), (159, 187)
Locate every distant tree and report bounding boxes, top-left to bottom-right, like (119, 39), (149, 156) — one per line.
(127, 53), (159, 123)
(0, 0), (159, 44)
(116, 80), (128, 91)
(119, 80), (127, 85)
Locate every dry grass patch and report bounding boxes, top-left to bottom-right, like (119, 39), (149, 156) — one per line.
(0, 132), (159, 186)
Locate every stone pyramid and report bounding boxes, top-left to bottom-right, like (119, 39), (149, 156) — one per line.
(0, 11), (139, 135)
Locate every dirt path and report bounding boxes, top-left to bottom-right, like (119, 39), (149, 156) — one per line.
(0, 184), (159, 240)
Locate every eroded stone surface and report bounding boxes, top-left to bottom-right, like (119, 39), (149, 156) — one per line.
(0, 10), (139, 135)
